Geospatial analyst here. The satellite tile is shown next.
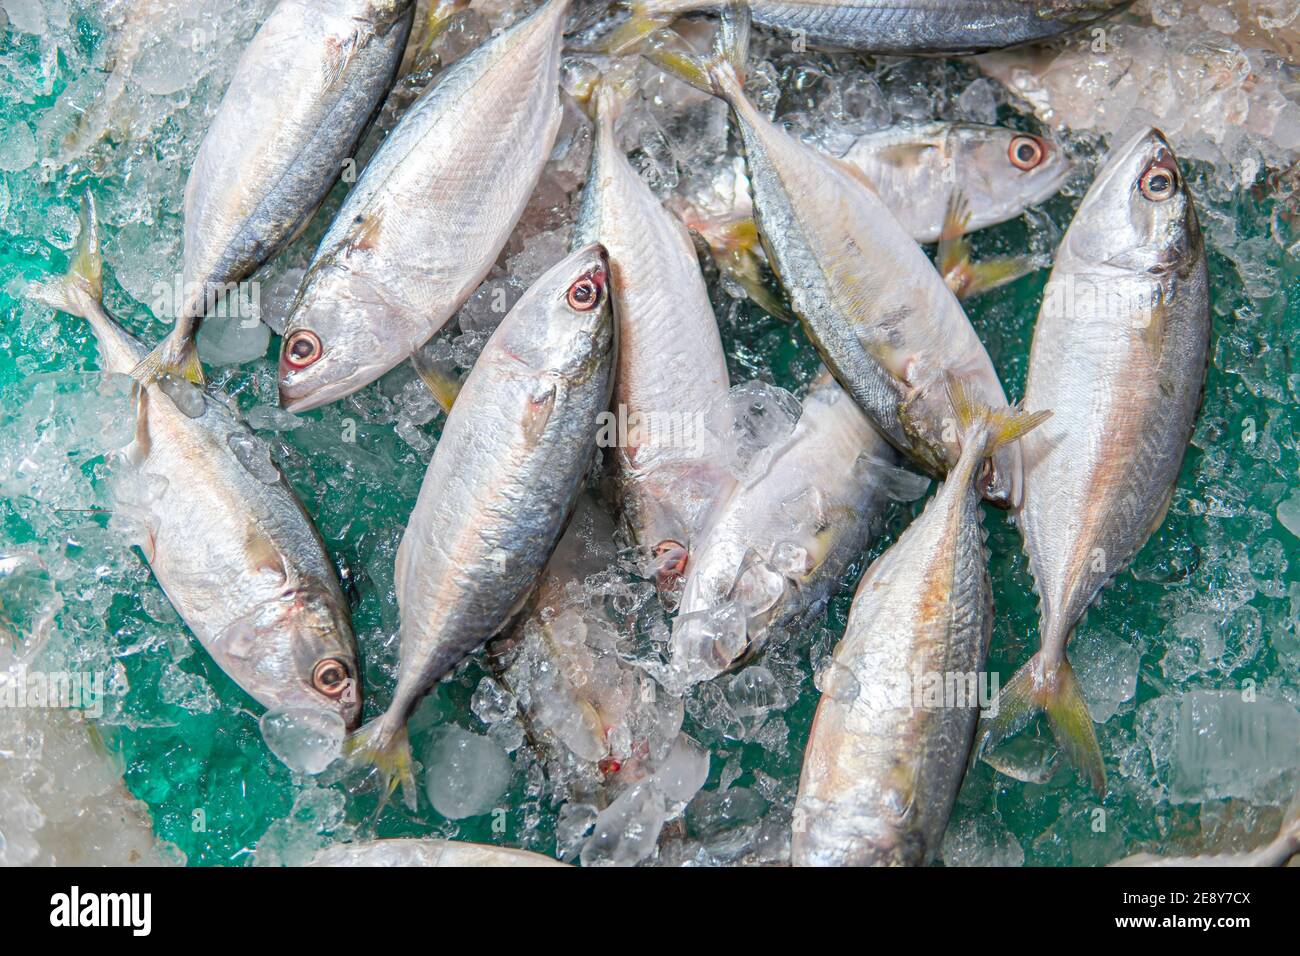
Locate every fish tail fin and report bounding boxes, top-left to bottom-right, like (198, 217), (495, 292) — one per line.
(944, 372), (1051, 457)
(129, 328), (205, 387)
(573, 63), (638, 132)
(345, 714), (418, 813)
(599, 0), (697, 55)
(979, 651), (1106, 796)
(28, 194), (103, 318)
(641, 2), (749, 95)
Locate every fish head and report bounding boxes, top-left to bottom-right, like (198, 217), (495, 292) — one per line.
(956, 125), (1072, 216)
(1066, 127), (1199, 276)
(495, 242), (616, 383)
(277, 260), (407, 413)
(221, 587), (363, 730)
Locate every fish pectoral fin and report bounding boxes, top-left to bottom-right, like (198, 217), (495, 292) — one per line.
(245, 532), (288, 584)
(945, 255), (1040, 300)
(128, 382), (152, 464)
(938, 190), (1043, 299)
(828, 153), (882, 197)
(522, 382), (558, 444)
(873, 142), (938, 169)
(322, 26), (371, 89)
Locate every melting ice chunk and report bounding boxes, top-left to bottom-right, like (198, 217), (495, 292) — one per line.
(1170, 690), (1300, 803)
(424, 726), (513, 819)
(260, 707), (346, 776)
(707, 381), (801, 478)
(227, 432), (281, 485)
(197, 315), (270, 367)
(653, 734), (710, 805)
(580, 780), (667, 867)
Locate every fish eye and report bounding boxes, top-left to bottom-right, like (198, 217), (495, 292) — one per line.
(312, 658), (351, 698)
(284, 330), (323, 369)
(1008, 135), (1045, 171)
(1139, 160), (1178, 201)
(566, 272), (604, 311)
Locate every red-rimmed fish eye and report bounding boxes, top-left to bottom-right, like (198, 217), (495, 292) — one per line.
(566, 270), (605, 312)
(284, 329), (323, 369)
(1008, 134), (1046, 171)
(1139, 159), (1178, 202)
(312, 658), (351, 698)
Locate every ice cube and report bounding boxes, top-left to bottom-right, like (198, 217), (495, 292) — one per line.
(1169, 690), (1300, 803)
(580, 780), (667, 867)
(260, 707), (346, 775)
(424, 725), (513, 819)
(653, 733), (709, 805)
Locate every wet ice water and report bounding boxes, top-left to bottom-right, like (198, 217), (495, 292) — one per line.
(0, 0), (1297, 866)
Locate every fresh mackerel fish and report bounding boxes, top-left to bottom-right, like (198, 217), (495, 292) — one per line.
(349, 244), (616, 808)
(979, 128), (1211, 795)
(573, 74), (732, 595)
(619, 0), (1132, 54)
(679, 121), (1070, 314)
(651, 10), (1023, 507)
(32, 198), (361, 728)
(136, 0), (415, 386)
(794, 381), (1048, 866)
(278, 0), (573, 412)
(670, 373), (918, 686)
(842, 122), (1071, 244)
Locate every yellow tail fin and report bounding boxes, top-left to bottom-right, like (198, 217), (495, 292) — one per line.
(344, 716), (418, 813)
(28, 194), (103, 317)
(978, 652), (1106, 795)
(944, 373), (1052, 454)
(130, 330), (206, 387)
(641, 2), (751, 95)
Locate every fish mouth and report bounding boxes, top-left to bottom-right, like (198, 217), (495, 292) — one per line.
(279, 385), (327, 414)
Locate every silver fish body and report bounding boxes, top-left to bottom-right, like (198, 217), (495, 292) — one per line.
(671, 374), (903, 679)
(699, 47), (1020, 507)
(353, 244), (615, 795)
(793, 411), (1001, 866)
(183, 0), (414, 321)
(1020, 128), (1208, 691)
(983, 127), (1210, 794)
(31, 201), (361, 728)
(278, 0), (572, 412)
(637, 0), (1131, 54)
(573, 81), (732, 585)
(841, 122), (1071, 243)
(310, 838), (569, 866)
